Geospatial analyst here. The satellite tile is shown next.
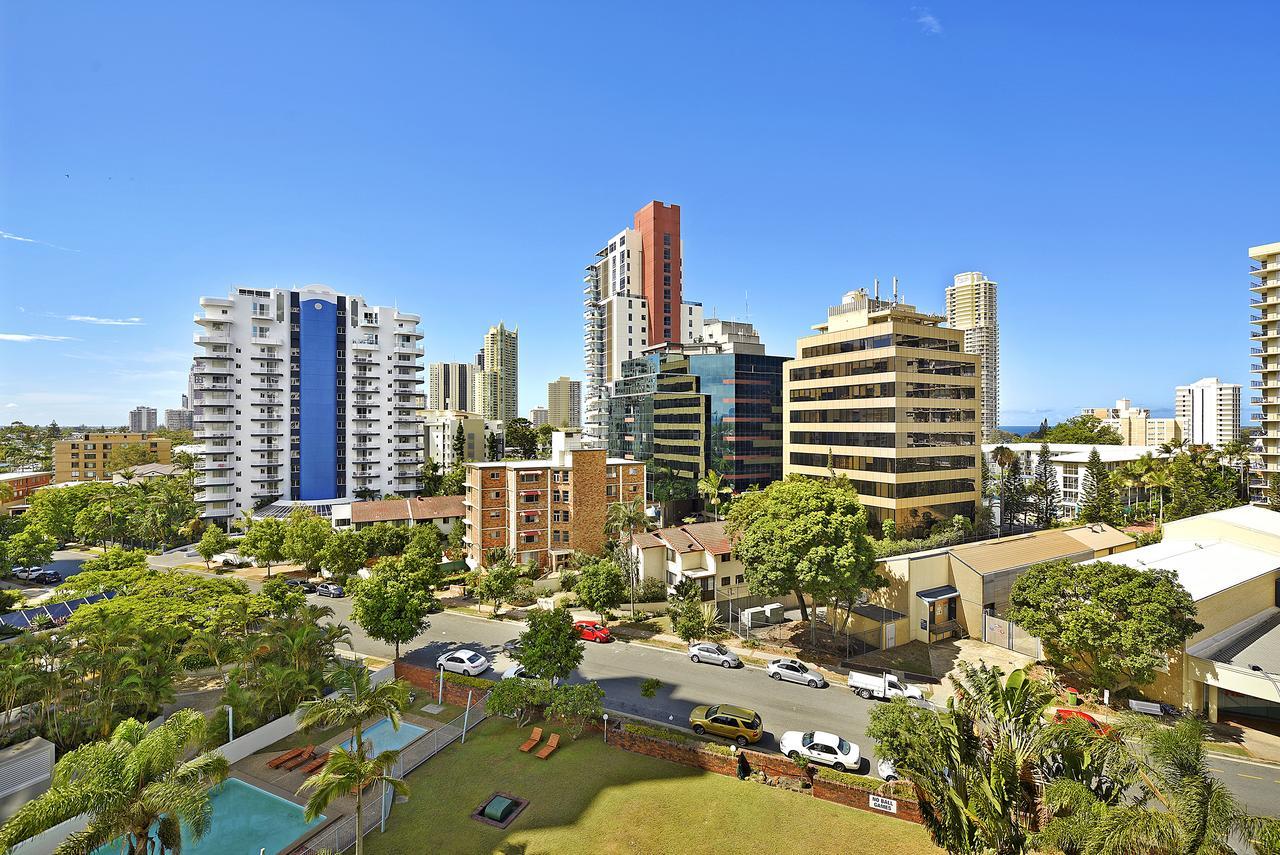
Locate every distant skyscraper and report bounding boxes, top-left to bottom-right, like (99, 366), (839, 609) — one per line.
(583, 201), (705, 442)
(192, 284), (424, 522)
(164, 408), (194, 431)
(529, 406), (549, 426)
(128, 406), (157, 433)
(547, 376), (581, 428)
(475, 322), (518, 423)
(1251, 241), (1280, 500)
(946, 272), (1000, 441)
(1175, 377), (1241, 448)
(428, 362), (476, 411)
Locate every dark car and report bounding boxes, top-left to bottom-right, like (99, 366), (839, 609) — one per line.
(285, 578), (318, 594)
(316, 582), (345, 598)
(33, 570), (63, 585)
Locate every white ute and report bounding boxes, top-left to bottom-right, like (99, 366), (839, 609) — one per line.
(847, 670), (923, 701)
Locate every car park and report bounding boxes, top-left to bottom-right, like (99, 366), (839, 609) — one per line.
(574, 621), (612, 643)
(315, 582), (345, 598)
(285, 578), (318, 594)
(779, 730), (860, 772)
(437, 649), (490, 676)
(689, 703), (763, 746)
(766, 658), (826, 688)
(847, 669), (924, 701)
(688, 642), (741, 668)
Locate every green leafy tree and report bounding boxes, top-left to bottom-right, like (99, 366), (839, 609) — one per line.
(420, 457), (443, 496)
(316, 528), (366, 580)
(651, 464), (694, 525)
(546, 681), (605, 739)
(672, 599), (724, 643)
(6, 525), (56, 568)
(475, 556), (520, 615)
(1077, 447), (1120, 525)
(484, 677), (550, 727)
(1143, 465), (1174, 525)
(359, 521), (411, 558)
(485, 431), (502, 461)
(1043, 415), (1124, 445)
(239, 515), (286, 577)
(105, 442), (161, 473)
(1033, 441), (1061, 528)
(573, 557), (626, 624)
(299, 745), (407, 855)
(282, 508), (332, 573)
(1270, 473), (1280, 512)
(447, 518), (466, 556)
(260, 577), (306, 616)
(515, 606), (584, 685)
(696, 469), (732, 520)
(351, 561), (431, 659)
(725, 475), (881, 640)
(536, 422), (555, 455)
(0, 710), (230, 855)
(196, 525), (230, 571)
(999, 455), (1028, 533)
(505, 417), (539, 459)
(298, 660), (411, 760)
(452, 421), (467, 463)
(1008, 559), (1202, 690)
(440, 463), (466, 496)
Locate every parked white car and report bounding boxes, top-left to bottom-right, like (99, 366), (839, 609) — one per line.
(780, 730), (860, 772)
(877, 757), (898, 781)
(13, 567), (41, 581)
(767, 658), (827, 688)
(500, 664), (560, 685)
(437, 649), (490, 676)
(847, 669), (923, 701)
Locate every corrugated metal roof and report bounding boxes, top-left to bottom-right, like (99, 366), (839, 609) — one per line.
(949, 529), (1094, 575)
(1058, 523), (1134, 552)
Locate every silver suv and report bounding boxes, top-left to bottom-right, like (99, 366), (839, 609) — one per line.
(688, 642), (741, 669)
(766, 657), (827, 688)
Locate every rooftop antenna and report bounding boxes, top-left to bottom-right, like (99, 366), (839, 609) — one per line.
(744, 291), (750, 324)
(892, 276), (899, 304)
(874, 277), (880, 300)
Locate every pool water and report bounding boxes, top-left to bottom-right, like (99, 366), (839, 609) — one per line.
(94, 778), (324, 855)
(343, 717), (427, 755)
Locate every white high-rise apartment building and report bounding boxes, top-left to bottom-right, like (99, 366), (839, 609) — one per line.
(1250, 241), (1280, 500)
(945, 272), (1000, 441)
(191, 284), (424, 523)
(129, 406), (157, 433)
(164, 408), (194, 432)
(475, 323), (519, 424)
(583, 201), (704, 443)
(428, 361), (476, 411)
(1175, 377), (1240, 448)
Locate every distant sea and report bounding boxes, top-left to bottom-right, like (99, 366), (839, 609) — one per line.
(997, 425), (1040, 436)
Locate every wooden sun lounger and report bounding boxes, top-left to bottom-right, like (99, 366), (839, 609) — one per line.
(281, 746), (315, 771)
(519, 727), (543, 753)
(299, 752), (331, 775)
(535, 733), (560, 760)
(267, 746), (307, 769)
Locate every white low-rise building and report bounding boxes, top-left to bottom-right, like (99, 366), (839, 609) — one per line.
(983, 442), (1166, 518)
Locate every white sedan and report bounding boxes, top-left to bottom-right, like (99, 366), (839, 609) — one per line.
(500, 665), (559, 685)
(436, 649), (490, 676)
(779, 730), (861, 773)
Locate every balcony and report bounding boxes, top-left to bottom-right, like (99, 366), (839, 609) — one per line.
(250, 380), (284, 391)
(195, 430), (234, 440)
(193, 333), (232, 346)
(351, 337), (379, 350)
(251, 335), (284, 347)
(193, 476), (232, 488)
(201, 506), (235, 518)
(394, 345), (425, 357)
(250, 366), (284, 376)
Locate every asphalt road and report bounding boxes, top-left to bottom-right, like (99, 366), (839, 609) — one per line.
(18, 549), (1280, 813)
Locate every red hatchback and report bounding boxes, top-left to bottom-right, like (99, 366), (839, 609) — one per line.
(1054, 708), (1115, 738)
(574, 620), (613, 643)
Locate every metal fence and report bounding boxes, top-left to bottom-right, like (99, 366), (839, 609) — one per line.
(288, 691), (489, 854)
(982, 614), (1043, 659)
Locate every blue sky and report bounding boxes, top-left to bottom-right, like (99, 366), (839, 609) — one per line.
(1, 2), (1276, 426)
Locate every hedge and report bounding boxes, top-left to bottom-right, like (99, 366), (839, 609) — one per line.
(621, 721), (735, 756)
(814, 766), (915, 799)
(442, 672), (494, 690)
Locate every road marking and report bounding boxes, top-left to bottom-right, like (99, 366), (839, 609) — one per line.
(1210, 768), (1224, 773)
(1237, 773), (1264, 780)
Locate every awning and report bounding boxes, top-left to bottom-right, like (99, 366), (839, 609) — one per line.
(916, 585), (960, 603)
(519, 490), (542, 496)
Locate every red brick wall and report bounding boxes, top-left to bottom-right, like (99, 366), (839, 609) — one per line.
(394, 661), (490, 708)
(634, 201), (682, 345)
(812, 776), (925, 824)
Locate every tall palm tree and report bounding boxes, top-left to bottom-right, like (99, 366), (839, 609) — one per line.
(0, 709), (230, 855)
(1036, 717), (1251, 855)
(696, 469), (732, 521)
(297, 661), (411, 760)
(1221, 437), (1253, 501)
(605, 498), (650, 540)
(298, 745), (407, 855)
(1143, 467), (1175, 527)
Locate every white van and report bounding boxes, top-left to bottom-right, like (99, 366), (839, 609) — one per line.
(847, 670), (923, 701)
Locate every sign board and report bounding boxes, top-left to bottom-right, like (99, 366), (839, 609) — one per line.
(869, 794), (898, 814)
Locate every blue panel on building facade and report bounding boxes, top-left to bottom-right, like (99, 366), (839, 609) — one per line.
(299, 298), (338, 500)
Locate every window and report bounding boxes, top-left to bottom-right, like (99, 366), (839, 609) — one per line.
(492, 490), (501, 499)
(735, 574), (744, 584)
(666, 548), (676, 562)
(606, 485), (616, 497)
(721, 576), (730, 586)
(663, 233), (671, 246)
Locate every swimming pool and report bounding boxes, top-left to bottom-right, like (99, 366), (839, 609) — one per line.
(343, 717), (427, 755)
(94, 778), (324, 855)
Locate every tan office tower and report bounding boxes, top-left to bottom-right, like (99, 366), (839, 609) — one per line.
(945, 272), (999, 441)
(783, 289), (982, 534)
(1250, 241), (1280, 500)
(547, 376), (581, 428)
(475, 322), (519, 423)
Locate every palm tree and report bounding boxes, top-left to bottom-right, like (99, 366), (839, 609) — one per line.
(1221, 437), (1253, 501)
(0, 709), (230, 855)
(605, 497), (650, 540)
(696, 469), (732, 521)
(181, 630), (235, 690)
(990, 446), (1016, 531)
(298, 745), (407, 855)
(1143, 466), (1175, 527)
(1036, 716), (1251, 855)
(297, 661), (411, 759)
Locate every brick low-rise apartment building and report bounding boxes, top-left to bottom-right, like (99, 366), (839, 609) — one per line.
(53, 433), (172, 484)
(464, 432), (645, 570)
(0, 471), (53, 515)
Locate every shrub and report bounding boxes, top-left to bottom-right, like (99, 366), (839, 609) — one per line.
(639, 677), (663, 698)
(441, 671), (493, 690)
(558, 569), (579, 592)
(813, 767), (914, 799)
(636, 577), (668, 603)
(622, 722), (694, 744)
(510, 580), (537, 607)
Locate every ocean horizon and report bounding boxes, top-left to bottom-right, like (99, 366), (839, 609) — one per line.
(997, 425), (1040, 436)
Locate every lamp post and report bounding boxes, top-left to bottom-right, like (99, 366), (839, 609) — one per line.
(602, 713), (609, 744)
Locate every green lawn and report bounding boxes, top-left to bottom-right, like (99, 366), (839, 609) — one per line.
(365, 718), (939, 855)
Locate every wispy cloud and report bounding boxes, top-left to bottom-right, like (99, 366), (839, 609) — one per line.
(0, 230), (79, 252)
(913, 7), (942, 34)
(0, 333), (77, 343)
(3, 403), (17, 408)
(61, 314), (145, 326)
